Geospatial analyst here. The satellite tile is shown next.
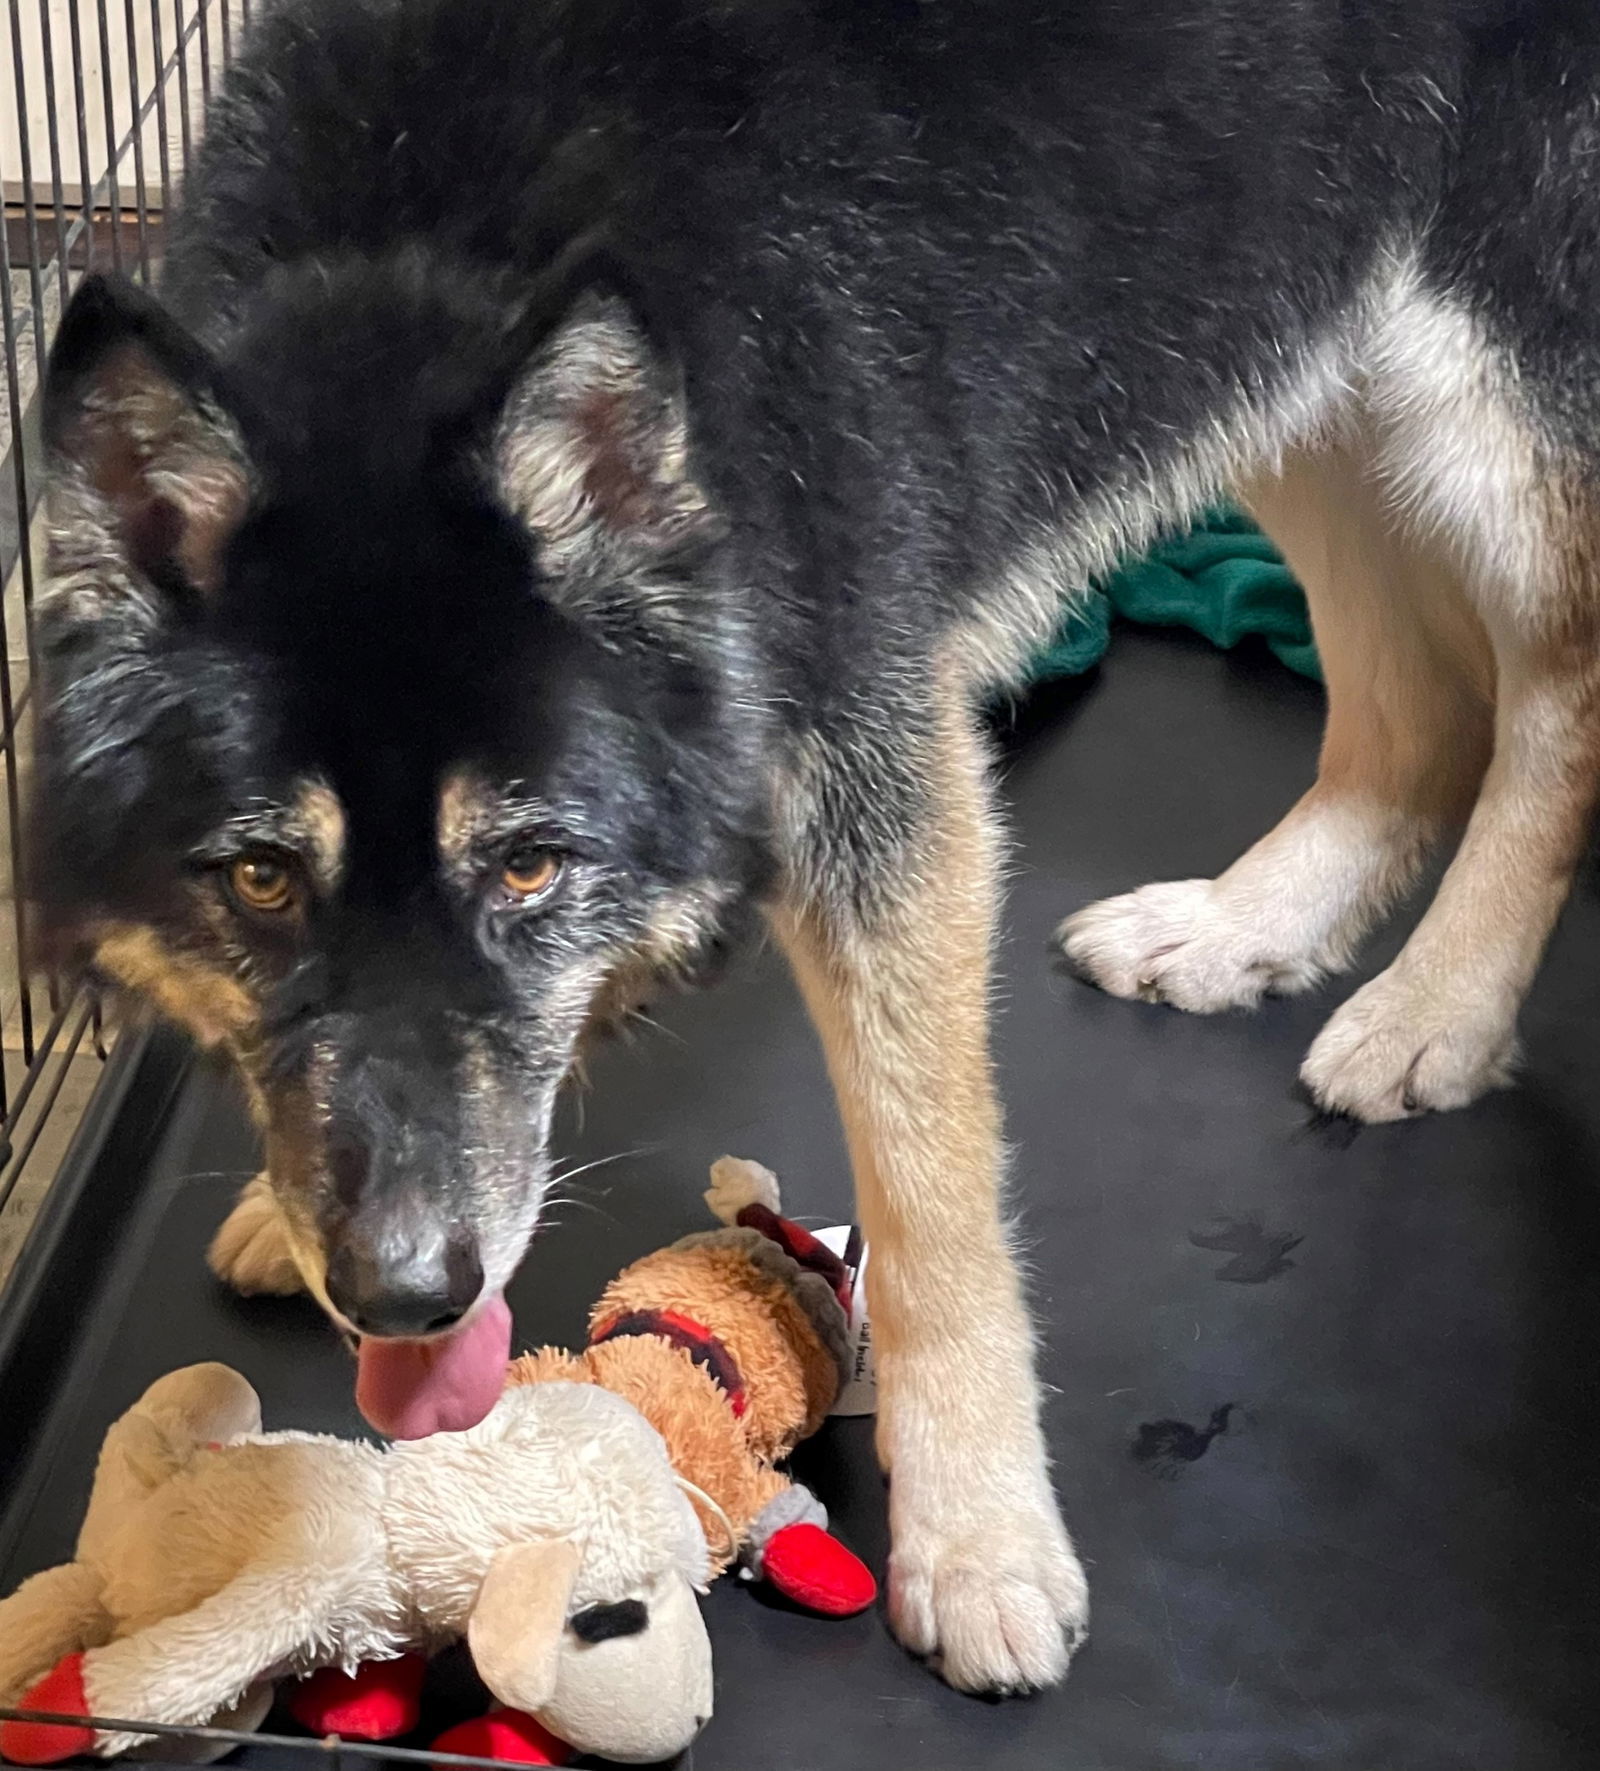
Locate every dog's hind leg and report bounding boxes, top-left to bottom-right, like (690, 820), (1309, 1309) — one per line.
(771, 673), (1087, 1694)
(1299, 271), (1600, 1120)
(1058, 426), (1494, 1014)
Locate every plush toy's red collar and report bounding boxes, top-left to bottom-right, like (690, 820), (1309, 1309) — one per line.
(587, 1205), (853, 1422)
(588, 1309), (748, 1418)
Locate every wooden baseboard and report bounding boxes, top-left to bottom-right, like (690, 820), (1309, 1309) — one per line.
(4, 206), (166, 275)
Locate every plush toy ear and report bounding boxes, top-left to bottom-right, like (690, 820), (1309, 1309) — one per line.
(468, 1539), (581, 1714)
(44, 274), (251, 607)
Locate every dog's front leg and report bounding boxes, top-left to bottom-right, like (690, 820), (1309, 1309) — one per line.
(771, 699), (1087, 1693)
(207, 1172), (306, 1296)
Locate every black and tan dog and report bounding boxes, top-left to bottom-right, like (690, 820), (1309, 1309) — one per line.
(29, 0), (1600, 1695)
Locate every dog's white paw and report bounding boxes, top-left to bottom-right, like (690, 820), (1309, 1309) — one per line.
(207, 1174), (306, 1296)
(1056, 879), (1327, 1013)
(888, 1499), (1088, 1694)
(1301, 967), (1518, 1122)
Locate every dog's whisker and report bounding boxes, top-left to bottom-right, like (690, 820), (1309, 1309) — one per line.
(548, 1144), (661, 1191)
(625, 1009), (687, 1048)
(540, 1193), (610, 1222)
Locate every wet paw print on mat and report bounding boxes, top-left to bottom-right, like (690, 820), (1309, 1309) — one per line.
(1132, 1404), (1237, 1479)
(1189, 1216), (1302, 1283)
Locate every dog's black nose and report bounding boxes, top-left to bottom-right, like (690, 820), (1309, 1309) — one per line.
(326, 1236), (484, 1339)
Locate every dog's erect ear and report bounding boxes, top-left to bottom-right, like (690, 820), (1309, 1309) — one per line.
(494, 295), (719, 581)
(44, 274), (251, 605)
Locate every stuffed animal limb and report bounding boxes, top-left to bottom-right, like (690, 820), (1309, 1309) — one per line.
(8, 1578), (321, 1763)
(430, 1706), (572, 1769)
(82, 1365), (264, 1543)
(0, 1363), (266, 1735)
(281, 1656), (429, 1742)
(0, 1367), (279, 1756)
(0, 1566), (110, 1715)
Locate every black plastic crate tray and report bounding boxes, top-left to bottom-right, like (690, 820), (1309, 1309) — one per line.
(3, 630), (1598, 1770)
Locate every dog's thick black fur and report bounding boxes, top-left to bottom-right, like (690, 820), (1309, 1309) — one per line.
(31, 0), (1600, 1695)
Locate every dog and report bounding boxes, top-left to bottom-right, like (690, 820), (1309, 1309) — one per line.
(27, 0), (1600, 1698)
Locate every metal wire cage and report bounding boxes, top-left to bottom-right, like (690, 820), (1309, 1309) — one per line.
(0, 0), (254, 1259)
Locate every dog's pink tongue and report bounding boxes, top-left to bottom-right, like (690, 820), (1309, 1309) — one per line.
(355, 1292), (513, 1439)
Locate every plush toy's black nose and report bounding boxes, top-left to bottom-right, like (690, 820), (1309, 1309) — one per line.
(325, 1234), (483, 1338)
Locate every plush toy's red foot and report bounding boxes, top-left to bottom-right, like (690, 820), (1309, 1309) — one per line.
(0, 1652), (96, 1766)
(286, 1654), (427, 1740)
(431, 1708), (571, 1768)
(762, 1522), (877, 1616)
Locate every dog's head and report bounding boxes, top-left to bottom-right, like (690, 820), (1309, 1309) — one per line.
(31, 263), (767, 1433)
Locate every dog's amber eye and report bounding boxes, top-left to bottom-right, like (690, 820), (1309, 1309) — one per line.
(228, 855), (298, 916)
(501, 848), (563, 903)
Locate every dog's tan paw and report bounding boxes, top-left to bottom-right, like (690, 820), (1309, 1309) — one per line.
(207, 1174), (305, 1296)
(888, 1503), (1088, 1694)
(1056, 879), (1326, 1013)
(1301, 968), (1518, 1122)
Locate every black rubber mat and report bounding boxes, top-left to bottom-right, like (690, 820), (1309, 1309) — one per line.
(4, 627), (1599, 1771)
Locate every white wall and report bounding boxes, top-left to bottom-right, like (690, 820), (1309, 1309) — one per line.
(1, 0), (244, 212)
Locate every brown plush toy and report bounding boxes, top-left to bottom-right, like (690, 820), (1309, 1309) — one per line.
(508, 1155), (875, 1611)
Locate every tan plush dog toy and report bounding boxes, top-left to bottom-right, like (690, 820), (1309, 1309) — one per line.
(0, 1160), (874, 1769)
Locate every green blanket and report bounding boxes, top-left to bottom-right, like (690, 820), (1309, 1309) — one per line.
(1024, 505), (1320, 685)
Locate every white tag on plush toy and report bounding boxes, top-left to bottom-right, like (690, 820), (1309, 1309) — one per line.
(816, 1226), (875, 1416)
